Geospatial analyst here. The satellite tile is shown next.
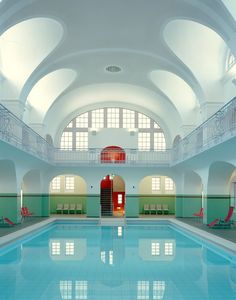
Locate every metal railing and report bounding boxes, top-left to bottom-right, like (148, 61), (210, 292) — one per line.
(172, 96), (236, 164)
(0, 104), (53, 162)
(54, 148), (171, 166)
(1, 97), (236, 166)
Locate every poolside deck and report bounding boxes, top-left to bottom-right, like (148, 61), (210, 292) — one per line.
(0, 215), (236, 244)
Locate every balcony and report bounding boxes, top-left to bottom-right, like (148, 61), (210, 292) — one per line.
(1, 97), (236, 166)
(54, 148), (171, 166)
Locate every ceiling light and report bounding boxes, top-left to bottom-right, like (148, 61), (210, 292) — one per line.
(105, 65), (122, 73)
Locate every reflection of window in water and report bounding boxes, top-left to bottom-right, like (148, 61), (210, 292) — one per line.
(75, 281), (88, 300)
(66, 242), (75, 255)
(164, 242), (173, 256)
(60, 280), (72, 299)
(153, 281), (165, 300)
(137, 281), (149, 300)
(101, 251), (106, 263)
(60, 281), (88, 300)
(51, 242), (60, 255)
(109, 250), (113, 265)
(118, 226), (122, 237)
(151, 242), (160, 256)
(137, 281), (165, 300)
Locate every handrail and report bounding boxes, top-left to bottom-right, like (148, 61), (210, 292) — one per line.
(1, 97), (236, 166)
(0, 104), (54, 161)
(172, 96), (236, 164)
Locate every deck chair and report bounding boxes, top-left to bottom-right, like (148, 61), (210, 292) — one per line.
(63, 203), (70, 214)
(76, 203), (82, 214)
(56, 203), (63, 214)
(150, 204), (157, 214)
(21, 207), (33, 221)
(69, 203), (76, 214)
(143, 204), (150, 214)
(208, 206), (234, 228)
(156, 204), (163, 214)
(162, 204), (169, 214)
(193, 207), (204, 217)
(0, 217), (15, 227)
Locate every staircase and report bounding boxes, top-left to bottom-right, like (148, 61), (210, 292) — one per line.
(101, 187), (113, 216)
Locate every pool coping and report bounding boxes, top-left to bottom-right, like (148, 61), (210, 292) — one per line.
(0, 217), (236, 255)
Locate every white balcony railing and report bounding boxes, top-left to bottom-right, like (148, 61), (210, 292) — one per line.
(172, 96), (236, 164)
(0, 104), (53, 162)
(1, 97), (236, 166)
(54, 148), (171, 166)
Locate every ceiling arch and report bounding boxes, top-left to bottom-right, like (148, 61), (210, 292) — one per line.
(26, 68), (77, 122)
(163, 19), (229, 101)
(150, 70), (199, 124)
(0, 17), (64, 99)
(42, 83), (182, 145)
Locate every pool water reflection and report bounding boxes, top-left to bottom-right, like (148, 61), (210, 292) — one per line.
(0, 223), (236, 300)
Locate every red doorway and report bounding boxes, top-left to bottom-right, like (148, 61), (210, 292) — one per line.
(101, 146), (126, 163)
(100, 175), (125, 217)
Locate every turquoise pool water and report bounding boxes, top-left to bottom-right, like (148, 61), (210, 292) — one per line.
(0, 221), (236, 300)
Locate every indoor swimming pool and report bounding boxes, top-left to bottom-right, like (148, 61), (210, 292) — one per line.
(0, 220), (236, 300)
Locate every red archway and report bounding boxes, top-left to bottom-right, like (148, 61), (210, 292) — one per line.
(101, 146), (126, 163)
(100, 175), (125, 217)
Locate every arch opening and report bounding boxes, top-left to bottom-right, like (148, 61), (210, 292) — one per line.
(100, 174), (125, 217)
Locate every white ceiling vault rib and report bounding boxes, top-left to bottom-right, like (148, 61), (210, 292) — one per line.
(0, 0), (235, 144)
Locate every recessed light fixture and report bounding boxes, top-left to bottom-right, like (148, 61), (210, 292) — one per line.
(105, 65), (122, 73)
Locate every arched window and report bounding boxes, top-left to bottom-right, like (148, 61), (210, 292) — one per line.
(60, 108), (166, 151)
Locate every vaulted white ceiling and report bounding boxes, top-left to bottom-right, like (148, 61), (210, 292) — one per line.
(0, 0), (236, 142)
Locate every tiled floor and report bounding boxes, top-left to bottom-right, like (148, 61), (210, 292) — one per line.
(0, 217), (48, 237)
(177, 217), (236, 243)
(0, 215), (236, 245)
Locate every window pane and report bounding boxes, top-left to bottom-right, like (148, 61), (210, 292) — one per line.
(51, 177), (61, 191)
(137, 281), (149, 300)
(107, 108), (120, 128)
(66, 121), (73, 128)
(151, 242), (160, 256)
(123, 109), (135, 129)
(154, 132), (166, 151)
(138, 113), (150, 128)
(76, 132), (88, 150)
(152, 177), (160, 191)
(165, 177), (174, 191)
(138, 132), (150, 151)
(60, 132), (73, 150)
(92, 109), (104, 129)
(154, 122), (160, 129)
(76, 113), (88, 128)
(65, 176), (75, 191)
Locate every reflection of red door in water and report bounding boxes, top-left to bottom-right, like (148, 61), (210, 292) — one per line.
(101, 146), (126, 163)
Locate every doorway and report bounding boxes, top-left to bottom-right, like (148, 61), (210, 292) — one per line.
(100, 174), (125, 217)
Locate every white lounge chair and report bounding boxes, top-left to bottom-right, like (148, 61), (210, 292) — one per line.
(56, 203), (63, 214)
(69, 203), (76, 214)
(76, 203), (82, 214)
(156, 204), (163, 214)
(150, 204), (156, 214)
(63, 203), (70, 214)
(143, 204), (150, 214)
(162, 204), (169, 214)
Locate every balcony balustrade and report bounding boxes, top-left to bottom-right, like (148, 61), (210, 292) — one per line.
(1, 97), (236, 166)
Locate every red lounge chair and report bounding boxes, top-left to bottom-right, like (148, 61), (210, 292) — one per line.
(207, 206), (234, 228)
(193, 208), (204, 217)
(0, 217), (15, 226)
(21, 207), (34, 221)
